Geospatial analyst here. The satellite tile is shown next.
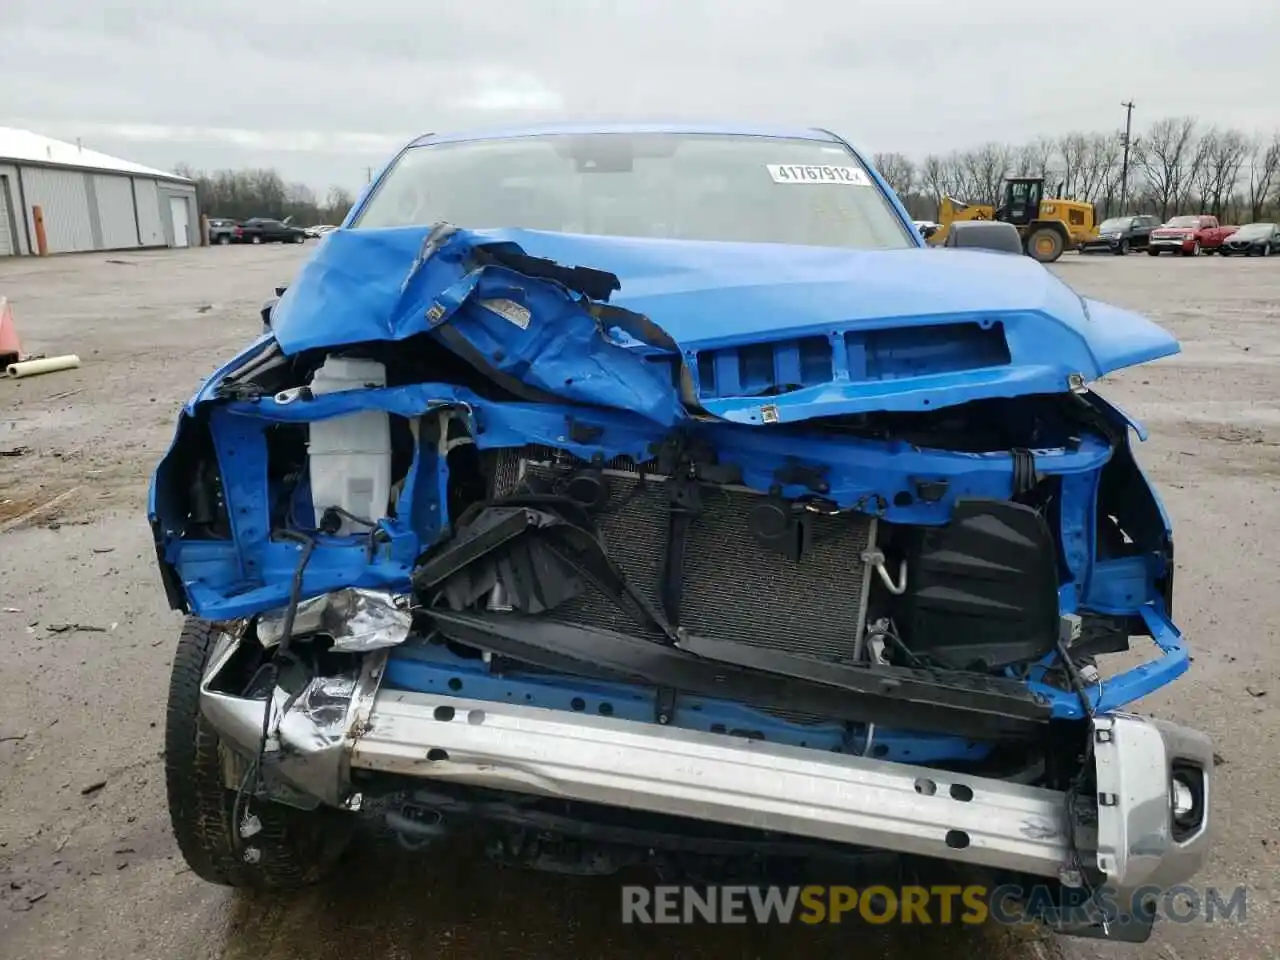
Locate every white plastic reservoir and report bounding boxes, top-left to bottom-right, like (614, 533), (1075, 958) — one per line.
(306, 357), (392, 535)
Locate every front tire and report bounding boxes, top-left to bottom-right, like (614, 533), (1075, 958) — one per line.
(251, 235), (262, 245)
(1148, 248), (1161, 256)
(1024, 227), (1065, 263)
(164, 617), (349, 889)
(1182, 241), (1200, 257)
(1116, 239), (1130, 256)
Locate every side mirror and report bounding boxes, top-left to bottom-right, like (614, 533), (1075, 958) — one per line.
(942, 220), (1024, 255)
(921, 224), (939, 240)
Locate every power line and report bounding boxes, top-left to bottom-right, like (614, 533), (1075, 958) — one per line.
(1119, 101), (1136, 212)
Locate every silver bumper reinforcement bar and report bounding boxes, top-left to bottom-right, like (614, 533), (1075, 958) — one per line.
(200, 642), (1213, 890)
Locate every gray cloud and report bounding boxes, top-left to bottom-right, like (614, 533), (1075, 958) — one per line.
(2, 0), (1276, 191)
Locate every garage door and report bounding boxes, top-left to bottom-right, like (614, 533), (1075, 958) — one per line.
(133, 178), (165, 246)
(0, 176), (13, 256)
(94, 174), (140, 249)
(20, 167), (94, 252)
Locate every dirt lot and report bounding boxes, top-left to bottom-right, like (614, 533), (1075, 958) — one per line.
(1, 244), (1278, 960)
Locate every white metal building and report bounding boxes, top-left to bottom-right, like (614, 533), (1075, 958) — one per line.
(0, 127), (198, 257)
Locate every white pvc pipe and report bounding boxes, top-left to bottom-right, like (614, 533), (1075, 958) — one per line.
(6, 354), (81, 378)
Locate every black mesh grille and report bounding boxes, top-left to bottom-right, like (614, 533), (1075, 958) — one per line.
(489, 447), (875, 663)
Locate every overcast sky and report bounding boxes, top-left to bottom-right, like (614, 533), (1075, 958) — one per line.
(2, 0), (1276, 192)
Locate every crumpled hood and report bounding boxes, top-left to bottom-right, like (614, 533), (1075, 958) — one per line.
(264, 224), (1178, 425)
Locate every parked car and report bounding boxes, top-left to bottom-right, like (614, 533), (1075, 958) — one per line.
(1219, 222), (1280, 256)
(207, 218), (240, 245)
(1079, 214), (1160, 255)
(152, 123), (1211, 943)
(1147, 215), (1237, 256)
(305, 224), (340, 238)
(234, 218), (308, 244)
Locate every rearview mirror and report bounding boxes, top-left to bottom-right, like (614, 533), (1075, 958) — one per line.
(942, 220), (1024, 255)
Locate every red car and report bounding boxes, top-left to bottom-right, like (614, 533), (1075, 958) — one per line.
(1147, 215), (1237, 256)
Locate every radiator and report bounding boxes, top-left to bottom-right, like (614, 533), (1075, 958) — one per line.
(489, 447), (877, 664)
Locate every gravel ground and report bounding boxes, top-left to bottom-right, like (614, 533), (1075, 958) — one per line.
(1, 244), (1277, 960)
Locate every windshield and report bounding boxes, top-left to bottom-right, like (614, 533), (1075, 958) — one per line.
(1165, 216), (1201, 228)
(352, 133), (915, 250)
(1235, 223), (1275, 238)
(1099, 218), (1132, 231)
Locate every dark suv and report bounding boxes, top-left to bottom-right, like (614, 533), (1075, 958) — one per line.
(234, 218), (308, 244)
(1080, 214), (1160, 255)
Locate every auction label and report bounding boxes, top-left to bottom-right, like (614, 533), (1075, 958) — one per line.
(767, 164), (871, 185)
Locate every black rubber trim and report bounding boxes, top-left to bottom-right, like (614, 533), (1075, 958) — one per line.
(424, 609), (1051, 741)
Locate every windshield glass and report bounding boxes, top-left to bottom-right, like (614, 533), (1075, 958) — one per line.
(1235, 223), (1274, 238)
(352, 133), (915, 249)
(1166, 216), (1201, 228)
(1099, 218), (1132, 231)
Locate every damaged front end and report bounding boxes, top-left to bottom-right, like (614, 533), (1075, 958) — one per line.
(152, 219), (1211, 939)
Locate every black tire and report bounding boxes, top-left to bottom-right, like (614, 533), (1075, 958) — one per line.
(1264, 244), (1273, 257)
(251, 235), (262, 245)
(1024, 226), (1065, 263)
(1116, 239), (1130, 256)
(165, 617), (349, 889)
(1148, 248), (1160, 256)
(294, 233), (305, 244)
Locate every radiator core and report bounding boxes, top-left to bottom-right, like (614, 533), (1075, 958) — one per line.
(490, 447), (877, 664)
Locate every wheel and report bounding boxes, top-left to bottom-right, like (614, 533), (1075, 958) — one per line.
(1024, 227), (1065, 263)
(1182, 241), (1200, 257)
(217, 235), (230, 246)
(294, 233), (305, 244)
(165, 617), (350, 889)
(251, 235), (262, 244)
(1264, 244), (1273, 257)
(1148, 248), (1160, 256)
(1116, 239), (1130, 256)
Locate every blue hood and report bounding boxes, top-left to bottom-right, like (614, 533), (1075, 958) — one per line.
(265, 224), (1179, 424)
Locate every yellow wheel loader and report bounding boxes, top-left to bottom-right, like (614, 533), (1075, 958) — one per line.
(930, 177), (1097, 264)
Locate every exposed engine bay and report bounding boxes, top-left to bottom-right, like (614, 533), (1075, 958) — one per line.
(152, 218), (1210, 942)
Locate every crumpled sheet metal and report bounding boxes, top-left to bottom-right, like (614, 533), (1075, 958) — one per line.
(276, 676), (358, 756)
(256, 588), (413, 652)
(268, 222), (687, 427)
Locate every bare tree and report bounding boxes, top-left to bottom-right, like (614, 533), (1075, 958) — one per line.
(324, 186), (356, 223)
(1088, 133), (1125, 215)
(1134, 116), (1198, 219)
(1192, 128), (1250, 218)
(960, 143), (1012, 205)
(1071, 132), (1119, 205)
(1013, 137), (1057, 181)
(872, 152), (917, 199)
(920, 154), (948, 206)
(1247, 134), (1280, 221)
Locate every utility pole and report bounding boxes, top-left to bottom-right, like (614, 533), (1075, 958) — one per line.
(1119, 100), (1136, 212)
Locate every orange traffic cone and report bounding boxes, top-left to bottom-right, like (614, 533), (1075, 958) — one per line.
(0, 297), (21, 366)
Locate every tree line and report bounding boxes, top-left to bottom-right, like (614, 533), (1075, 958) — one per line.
(172, 164), (357, 226)
(873, 116), (1280, 224)
(173, 115), (1280, 230)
